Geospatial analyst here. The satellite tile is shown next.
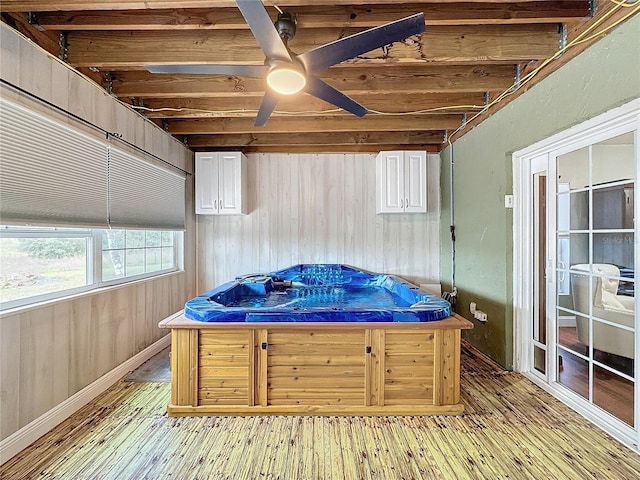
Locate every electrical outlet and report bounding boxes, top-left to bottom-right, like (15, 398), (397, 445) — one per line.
(470, 302), (476, 314)
(473, 309), (488, 323)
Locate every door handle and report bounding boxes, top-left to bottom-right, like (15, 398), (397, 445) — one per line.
(558, 260), (566, 283)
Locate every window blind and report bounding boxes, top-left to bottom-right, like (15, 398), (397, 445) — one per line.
(0, 96), (186, 230)
(108, 145), (186, 230)
(0, 97), (108, 227)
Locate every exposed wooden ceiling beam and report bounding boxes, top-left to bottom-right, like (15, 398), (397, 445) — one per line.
(167, 114), (462, 135)
(29, 2), (590, 30)
(65, 24), (560, 68)
(0, 1), (581, 13)
(185, 130), (445, 148)
(111, 65), (516, 98)
(132, 92), (488, 118)
(0, 0), (631, 155)
(223, 144), (443, 153)
(448, 0), (637, 144)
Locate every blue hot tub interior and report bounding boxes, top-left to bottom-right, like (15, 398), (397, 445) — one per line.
(185, 264), (451, 323)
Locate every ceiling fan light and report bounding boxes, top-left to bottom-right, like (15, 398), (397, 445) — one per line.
(266, 67), (306, 95)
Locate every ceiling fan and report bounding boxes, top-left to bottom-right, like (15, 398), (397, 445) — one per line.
(146, 0), (425, 127)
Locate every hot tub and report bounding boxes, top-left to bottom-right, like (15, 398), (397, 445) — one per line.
(160, 265), (472, 417)
(184, 264), (451, 323)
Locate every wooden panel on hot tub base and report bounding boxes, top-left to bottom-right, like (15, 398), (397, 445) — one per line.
(165, 403), (465, 417)
(161, 314), (473, 417)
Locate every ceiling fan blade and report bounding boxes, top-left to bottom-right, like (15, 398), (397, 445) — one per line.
(304, 76), (367, 118)
(236, 0), (291, 62)
(298, 13), (425, 74)
(255, 90), (279, 127)
(146, 64), (268, 77)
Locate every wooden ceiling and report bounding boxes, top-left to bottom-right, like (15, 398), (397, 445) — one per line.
(1, 1), (636, 153)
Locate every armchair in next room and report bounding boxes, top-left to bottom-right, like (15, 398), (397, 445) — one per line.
(569, 263), (634, 360)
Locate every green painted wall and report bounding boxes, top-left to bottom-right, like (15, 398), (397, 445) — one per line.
(440, 15), (640, 369)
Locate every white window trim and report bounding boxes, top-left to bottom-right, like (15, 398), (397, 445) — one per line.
(99, 268), (180, 289)
(512, 98), (640, 452)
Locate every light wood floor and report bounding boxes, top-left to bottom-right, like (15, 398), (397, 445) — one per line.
(2, 346), (639, 480)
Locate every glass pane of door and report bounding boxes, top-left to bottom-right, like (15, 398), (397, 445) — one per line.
(556, 132), (636, 427)
(533, 171), (547, 374)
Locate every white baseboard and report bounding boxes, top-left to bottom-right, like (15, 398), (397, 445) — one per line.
(558, 315), (576, 327)
(0, 334), (171, 466)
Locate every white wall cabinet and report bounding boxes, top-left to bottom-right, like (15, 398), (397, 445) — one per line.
(376, 150), (427, 213)
(195, 151), (247, 215)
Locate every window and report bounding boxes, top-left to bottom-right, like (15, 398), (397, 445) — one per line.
(0, 95), (186, 312)
(0, 226), (182, 310)
(101, 230), (177, 282)
(0, 227), (92, 307)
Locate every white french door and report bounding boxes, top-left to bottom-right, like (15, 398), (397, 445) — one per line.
(514, 99), (640, 451)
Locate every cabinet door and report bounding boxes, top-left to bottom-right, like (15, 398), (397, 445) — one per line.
(376, 151), (405, 213)
(403, 151), (427, 213)
(263, 329), (367, 406)
(195, 152), (220, 214)
(218, 152), (245, 214)
(199, 330), (253, 406)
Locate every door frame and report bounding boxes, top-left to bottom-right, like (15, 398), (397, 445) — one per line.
(512, 98), (640, 451)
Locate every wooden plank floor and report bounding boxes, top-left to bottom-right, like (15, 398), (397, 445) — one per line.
(2, 345), (639, 479)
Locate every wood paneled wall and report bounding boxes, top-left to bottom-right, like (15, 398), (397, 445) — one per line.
(197, 152), (441, 291)
(0, 24), (196, 442)
(0, 274), (190, 439)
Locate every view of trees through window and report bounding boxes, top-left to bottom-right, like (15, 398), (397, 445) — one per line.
(102, 230), (176, 281)
(0, 234), (89, 304)
(0, 227), (179, 308)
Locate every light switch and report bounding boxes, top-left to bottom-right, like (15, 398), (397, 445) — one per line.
(504, 195), (514, 208)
